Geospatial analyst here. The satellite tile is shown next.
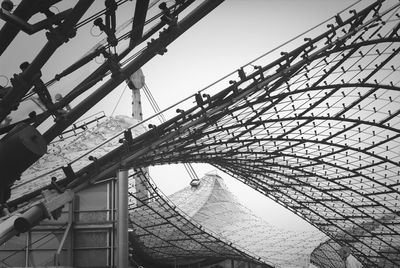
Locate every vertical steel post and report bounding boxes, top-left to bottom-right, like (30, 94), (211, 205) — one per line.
(109, 180), (115, 267)
(117, 169), (128, 268)
(25, 231), (30, 266)
(67, 200), (74, 266)
(129, 70), (149, 203)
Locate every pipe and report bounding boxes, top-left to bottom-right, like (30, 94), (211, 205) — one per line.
(13, 204), (47, 233)
(0, 214), (20, 245)
(1, 190), (74, 245)
(54, 201), (73, 266)
(117, 169), (129, 268)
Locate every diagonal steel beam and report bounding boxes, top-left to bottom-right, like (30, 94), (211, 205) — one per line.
(43, 0), (225, 143)
(0, 0), (94, 123)
(129, 0), (150, 48)
(0, 0), (62, 56)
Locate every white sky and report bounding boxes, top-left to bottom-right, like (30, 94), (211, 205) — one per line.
(0, 0), (372, 232)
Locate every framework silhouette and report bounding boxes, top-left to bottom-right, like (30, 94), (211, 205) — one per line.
(1, 0), (400, 267)
(94, 1), (400, 266)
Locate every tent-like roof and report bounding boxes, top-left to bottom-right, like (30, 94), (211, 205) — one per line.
(6, 115), (329, 267)
(129, 171), (269, 267)
(4, 116), (273, 266)
(310, 239), (363, 268)
(168, 173), (327, 267)
(100, 1), (399, 266)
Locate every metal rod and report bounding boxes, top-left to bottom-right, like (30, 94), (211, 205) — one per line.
(54, 200), (73, 266)
(25, 230), (30, 266)
(109, 179), (115, 267)
(117, 169), (128, 268)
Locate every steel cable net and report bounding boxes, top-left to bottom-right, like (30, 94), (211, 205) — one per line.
(1, 117), (270, 267)
(4, 0), (400, 267)
(109, 1), (400, 266)
(310, 239), (350, 268)
(167, 173), (327, 267)
(128, 170), (269, 266)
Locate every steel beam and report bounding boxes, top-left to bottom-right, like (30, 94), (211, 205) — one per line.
(129, 0), (150, 48)
(0, 0), (62, 56)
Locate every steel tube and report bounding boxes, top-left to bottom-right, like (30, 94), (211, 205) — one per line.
(14, 204), (46, 233)
(0, 214), (20, 245)
(117, 169), (128, 268)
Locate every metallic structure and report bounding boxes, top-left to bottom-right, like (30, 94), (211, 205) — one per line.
(129, 170), (269, 267)
(1, 0), (400, 267)
(167, 173), (327, 267)
(1, 117), (275, 267)
(310, 239), (349, 268)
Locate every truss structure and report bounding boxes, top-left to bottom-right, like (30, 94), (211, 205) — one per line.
(0, 0), (223, 203)
(1, 0), (400, 267)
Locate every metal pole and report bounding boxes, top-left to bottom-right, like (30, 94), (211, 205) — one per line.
(109, 179), (115, 267)
(25, 231), (30, 266)
(0, 214), (20, 245)
(129, 71), (149, 203)
(54, 200), (74, 266)
(117, 169), (128, 268)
